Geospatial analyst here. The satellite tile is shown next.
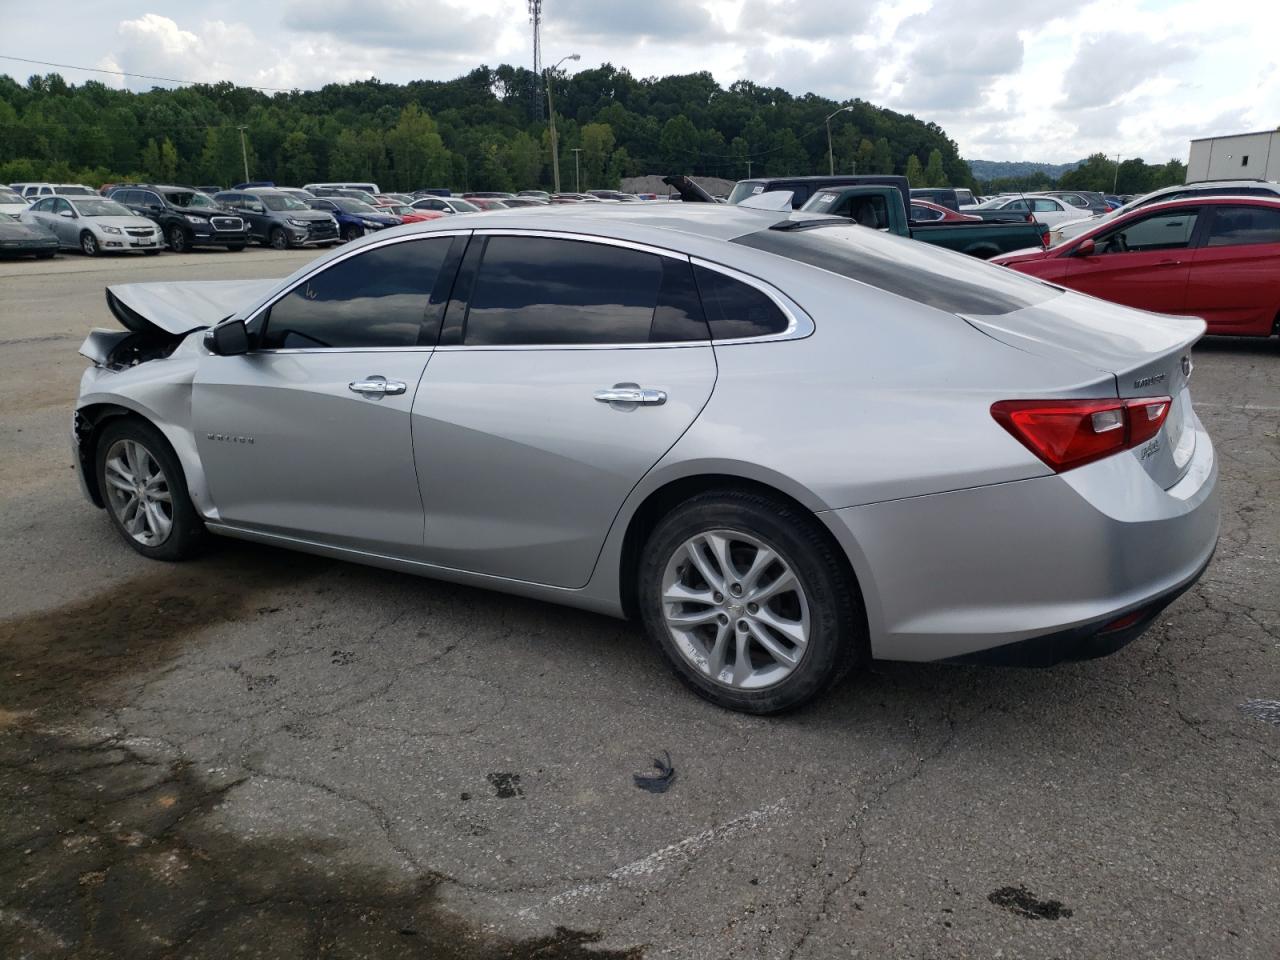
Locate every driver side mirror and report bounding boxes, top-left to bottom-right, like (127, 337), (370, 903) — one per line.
(1075, 238), (1096, 257)
(248, 203), (265, 214)
(204, 319), (249, 356)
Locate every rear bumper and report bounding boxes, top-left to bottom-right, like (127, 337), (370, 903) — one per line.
(943, 548), (1211, 666)
(820, 414), (1219, 663)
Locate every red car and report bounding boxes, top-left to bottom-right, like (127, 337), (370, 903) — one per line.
(993, 196), (1280, 336)
(380, 202), (443, 224)
(909, 199), (981, 222)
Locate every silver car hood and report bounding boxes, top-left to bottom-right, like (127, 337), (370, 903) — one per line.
(105, 279), (278, 336)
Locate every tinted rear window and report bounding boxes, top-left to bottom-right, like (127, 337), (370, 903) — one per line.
(733, 225), (1059, 316)
(1206, 205), (1280, 247)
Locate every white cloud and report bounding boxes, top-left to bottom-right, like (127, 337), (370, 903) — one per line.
(1, 0), (1271, 165)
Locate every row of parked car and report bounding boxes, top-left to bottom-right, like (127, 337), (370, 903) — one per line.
(0, 179), (667, 260)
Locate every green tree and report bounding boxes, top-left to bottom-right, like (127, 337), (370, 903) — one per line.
(855, 138), (875, 174)
(924, 148), (946, 187)
(386, 103), (450, 189)
(871, 137), (894, 174)
(278, 130), (316, 185)
(501, 131), (542, 189)
(579, 122), (615, 189)
(659, 114), (699, 169)
(905, 153), (924, 186)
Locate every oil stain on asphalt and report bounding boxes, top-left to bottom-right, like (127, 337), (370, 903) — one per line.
(0, 546), (641, 958)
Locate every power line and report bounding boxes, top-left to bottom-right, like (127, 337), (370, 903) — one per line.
(0, 54), (296, 93)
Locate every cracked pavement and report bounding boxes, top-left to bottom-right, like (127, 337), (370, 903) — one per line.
(2, 251), (1278, 958)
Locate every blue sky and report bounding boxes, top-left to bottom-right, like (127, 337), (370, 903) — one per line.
(0, 0), (1273, 164)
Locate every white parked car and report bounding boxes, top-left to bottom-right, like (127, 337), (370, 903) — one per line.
(977, 195), (1079, 228)
(21, 196), (164, 256)
(9, 182), (99, 199)
(0, 185), (30, 216)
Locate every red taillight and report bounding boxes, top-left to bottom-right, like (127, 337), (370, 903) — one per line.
(991, 397), (1171, 472)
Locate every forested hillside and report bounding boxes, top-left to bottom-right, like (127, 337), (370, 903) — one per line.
(0, 64), (974, 192)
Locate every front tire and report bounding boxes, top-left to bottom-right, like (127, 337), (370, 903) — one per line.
(638, 490), (864, 714)
(340, 224), (363, 242)
(269, 227), (289, 250)
(95, 418), (208, 561)
(80, 231), (99, 256)
(167, 225), (190, 253)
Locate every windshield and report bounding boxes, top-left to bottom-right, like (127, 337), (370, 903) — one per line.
(0, 188), (25, 202)
(734, 224), (1059, 316)
(165, 190), (218, 209)
(0, 212), (14, 223)
(449, 199), (480, 212)
(72, 198), (132, 217)
(728, 181), (766, 204)
(332, 198), (377, 214)
(57, 186), (96, 196)
(260, 194), (308, 211)
(385, 204), (413, 214)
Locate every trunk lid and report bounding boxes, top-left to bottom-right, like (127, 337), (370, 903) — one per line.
(105, 279), (277, 336)
(964, 293), (1205, 489)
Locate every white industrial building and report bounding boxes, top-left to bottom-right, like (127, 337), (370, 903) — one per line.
(1186, 130), (1280, 182)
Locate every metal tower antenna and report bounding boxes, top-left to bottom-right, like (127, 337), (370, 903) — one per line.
(529, 0), (543, 119)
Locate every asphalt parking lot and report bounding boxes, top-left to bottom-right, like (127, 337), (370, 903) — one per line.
(2, 248), (1278, 959)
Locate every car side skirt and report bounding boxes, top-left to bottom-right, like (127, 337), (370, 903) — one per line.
(204, 521), (627, 619)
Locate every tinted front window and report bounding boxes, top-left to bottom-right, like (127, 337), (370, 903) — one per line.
(1206, 206), (1280, 247)
(58, 187), (95, 196)
(464, 237), (666, 346)
(261, 238), (450, 349)
(693, 265), (790, 338)
(734, 224), (1059, 316)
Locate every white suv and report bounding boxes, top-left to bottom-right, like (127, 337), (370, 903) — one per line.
(9, 182), (100, 199)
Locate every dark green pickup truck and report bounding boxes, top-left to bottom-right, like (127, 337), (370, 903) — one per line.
(800, 185), (1048, 259)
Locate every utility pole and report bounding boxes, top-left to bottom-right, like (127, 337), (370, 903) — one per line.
(572, 148), (582, 192)
(746, 159), (752, 178)
(545, 53), (579, 193)
(1113, 154), (1121, 193)
(825, 105), (854, 176)
(237, 125), (249, 183)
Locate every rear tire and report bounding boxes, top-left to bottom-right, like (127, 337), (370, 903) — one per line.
(95, 418), (208, 561)
(638, 489), (864, 714)
(36, 251), (55, 259)
(226, 244), (245, 252)
(143, 249), (160, 256)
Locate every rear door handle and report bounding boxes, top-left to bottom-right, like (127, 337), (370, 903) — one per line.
(349, 376), (407, 397)
(1157, 259), (1182, 266)
(595, 385), (667, 406)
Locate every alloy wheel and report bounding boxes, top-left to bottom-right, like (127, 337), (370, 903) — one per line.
(102, 439), (174, 546)
(168, 226), (188, 252)
(80, 232), (98, 256)
(270, 227), (288, 250)
(660, 529), (810, 689)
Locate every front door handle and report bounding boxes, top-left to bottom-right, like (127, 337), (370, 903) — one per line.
(594, 384), (667, 406)
(348, 376), (407, 398)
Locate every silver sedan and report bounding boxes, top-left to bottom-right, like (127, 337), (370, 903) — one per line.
(22, 196), (163, 256)
(71, 204), (1219, 713)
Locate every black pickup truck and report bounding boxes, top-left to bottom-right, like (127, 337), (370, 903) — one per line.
(800, 185), (1047, 259)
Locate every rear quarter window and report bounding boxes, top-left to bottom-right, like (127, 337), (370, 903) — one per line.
(733, 225), (1059, 316)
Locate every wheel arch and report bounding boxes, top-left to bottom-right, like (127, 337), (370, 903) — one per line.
(614, 472), (868, 642)
(75, 394), (213, 519)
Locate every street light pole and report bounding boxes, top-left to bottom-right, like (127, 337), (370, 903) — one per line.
(545, 53), (580, 193)
(237, 125), (250, 182)
(572, 148), (582, 192)
(1113, 154), (1121, 193)
(824, 106), (854, 176)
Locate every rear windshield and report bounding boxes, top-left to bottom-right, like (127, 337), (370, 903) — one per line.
(57, 186), (96, 196)
(734, 224), (1060, 316)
